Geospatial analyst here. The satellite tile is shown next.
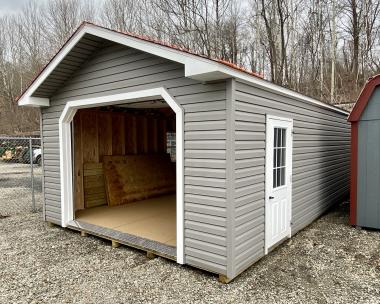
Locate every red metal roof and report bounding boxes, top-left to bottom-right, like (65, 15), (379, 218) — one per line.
(348, 74), (380, 122)
(16, 21), (263, 102)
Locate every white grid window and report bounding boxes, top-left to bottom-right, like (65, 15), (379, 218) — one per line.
(273, 128), (286, 188)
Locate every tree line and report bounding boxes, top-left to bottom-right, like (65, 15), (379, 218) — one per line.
(0, 0), (379, 134)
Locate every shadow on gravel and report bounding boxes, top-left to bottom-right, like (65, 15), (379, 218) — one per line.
(0, 176), (42, 190)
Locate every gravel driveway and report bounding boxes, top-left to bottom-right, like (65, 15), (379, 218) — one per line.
(0, 202), (379, 304)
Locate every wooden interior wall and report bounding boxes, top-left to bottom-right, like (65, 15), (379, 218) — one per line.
(73, 108), (175, 211)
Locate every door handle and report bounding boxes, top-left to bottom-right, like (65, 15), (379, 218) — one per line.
(269, 196), (274, 199)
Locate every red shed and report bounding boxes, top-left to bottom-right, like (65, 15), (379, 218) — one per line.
(348, 74), (380, 229)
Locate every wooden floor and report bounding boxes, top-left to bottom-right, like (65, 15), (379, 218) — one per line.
(75, 194), (176, 246)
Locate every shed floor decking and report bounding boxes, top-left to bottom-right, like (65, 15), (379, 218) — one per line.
(70, 194), (176, 258)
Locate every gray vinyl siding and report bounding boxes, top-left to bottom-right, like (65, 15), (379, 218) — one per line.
(38, 35), (351, 279)
(357, 87), (380, 229)
(40, 42), (228, 275)
(231, 80), (350, 276)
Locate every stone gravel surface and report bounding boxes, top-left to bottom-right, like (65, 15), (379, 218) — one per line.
(0, 203), (379, 304)
(0, 162), (43, 216)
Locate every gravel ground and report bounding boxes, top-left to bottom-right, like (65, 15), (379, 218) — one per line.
(0, 203), (379, 304)
(0, 161), (43, 216)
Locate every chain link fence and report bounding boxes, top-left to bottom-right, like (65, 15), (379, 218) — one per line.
(0, 136), (43, 217)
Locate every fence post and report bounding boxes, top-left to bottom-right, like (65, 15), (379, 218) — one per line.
(29, 137), (36, 212)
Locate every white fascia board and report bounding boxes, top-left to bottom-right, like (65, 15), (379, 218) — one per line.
(17, 23), (349, 116)
(18, 96), (50, 107)
(184, 59), (228, 79)
(86, 25), (197, 67)
(85, 23), (350, 116)
(18, 29), (87, 107)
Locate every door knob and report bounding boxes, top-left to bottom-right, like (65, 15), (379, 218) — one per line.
(269, 196), (274, 199)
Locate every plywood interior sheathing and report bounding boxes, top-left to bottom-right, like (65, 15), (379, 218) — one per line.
(73, 107), (175, 211)
(103, 155), (176, 206)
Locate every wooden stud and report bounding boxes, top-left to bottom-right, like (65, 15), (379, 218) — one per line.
(152, 118), (158, 153)
(218, 274), (232, 284)
(82, 111), (99, 163)
(111, 240), (120, 248)
(146, 251), (156, 259)
(112, 114), (125, 155)
(142, 116), (148, 153)
(73, 112), (84, 211)
(80, 231), (88, 237)
(98, 112), (112, 158)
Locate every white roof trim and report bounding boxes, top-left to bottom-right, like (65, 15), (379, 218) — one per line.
(19, 96), (50, 107)
(18, 23), (348, 115)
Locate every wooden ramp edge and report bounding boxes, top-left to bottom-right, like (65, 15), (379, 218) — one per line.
(67, 220), (177, 261)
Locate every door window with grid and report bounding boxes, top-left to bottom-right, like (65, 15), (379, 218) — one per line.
(273, 128), (286, 188)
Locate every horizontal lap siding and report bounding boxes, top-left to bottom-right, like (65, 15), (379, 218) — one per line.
(41, 43), (227, 274)
(233, 80), (349, 275)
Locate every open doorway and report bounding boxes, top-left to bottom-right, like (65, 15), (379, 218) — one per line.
(71, 99), (178, 256)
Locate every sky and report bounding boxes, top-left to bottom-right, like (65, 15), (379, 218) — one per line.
(0, 0), (105, 17)
(0, 0), (32, 16)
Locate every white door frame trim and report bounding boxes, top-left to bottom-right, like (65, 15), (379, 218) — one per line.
(264, 114), (293, 254)
(58, 87), (185, 264)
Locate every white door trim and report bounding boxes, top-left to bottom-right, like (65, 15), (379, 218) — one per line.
(265, 115), (293, 254)
(58, 87), (185, 264)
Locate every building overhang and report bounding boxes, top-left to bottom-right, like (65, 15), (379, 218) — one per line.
(17, 22), (349, 116)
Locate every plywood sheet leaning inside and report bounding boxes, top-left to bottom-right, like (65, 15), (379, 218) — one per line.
(73, 108), (175, 211)
(83, 163), (107, 208)
(103, 155), (176, 206)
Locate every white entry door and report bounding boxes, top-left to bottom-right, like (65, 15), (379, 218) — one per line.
(265, 115), (293, 253)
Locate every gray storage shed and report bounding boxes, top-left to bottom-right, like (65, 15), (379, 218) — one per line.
(18, 22), (350, 282)
(349, 74), (380, 229)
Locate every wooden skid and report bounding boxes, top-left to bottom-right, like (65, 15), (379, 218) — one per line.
(218, 274), (232, 284)
(64, 221), (234, 283)
(68, 220), (176, 261)
(80, 231), (88, 237)
(111, 240), (120, 248)
(146, 251), (156, 259)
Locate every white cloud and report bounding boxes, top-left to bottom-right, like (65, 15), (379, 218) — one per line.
(0, 0), (29, 16)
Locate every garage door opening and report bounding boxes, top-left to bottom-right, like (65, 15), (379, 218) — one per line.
(71, 100), (177, 256)
(59, 89), (184, 262)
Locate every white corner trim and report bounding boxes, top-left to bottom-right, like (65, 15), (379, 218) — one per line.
(19, 96), (50, 107)
(59, 87), (185, 264)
